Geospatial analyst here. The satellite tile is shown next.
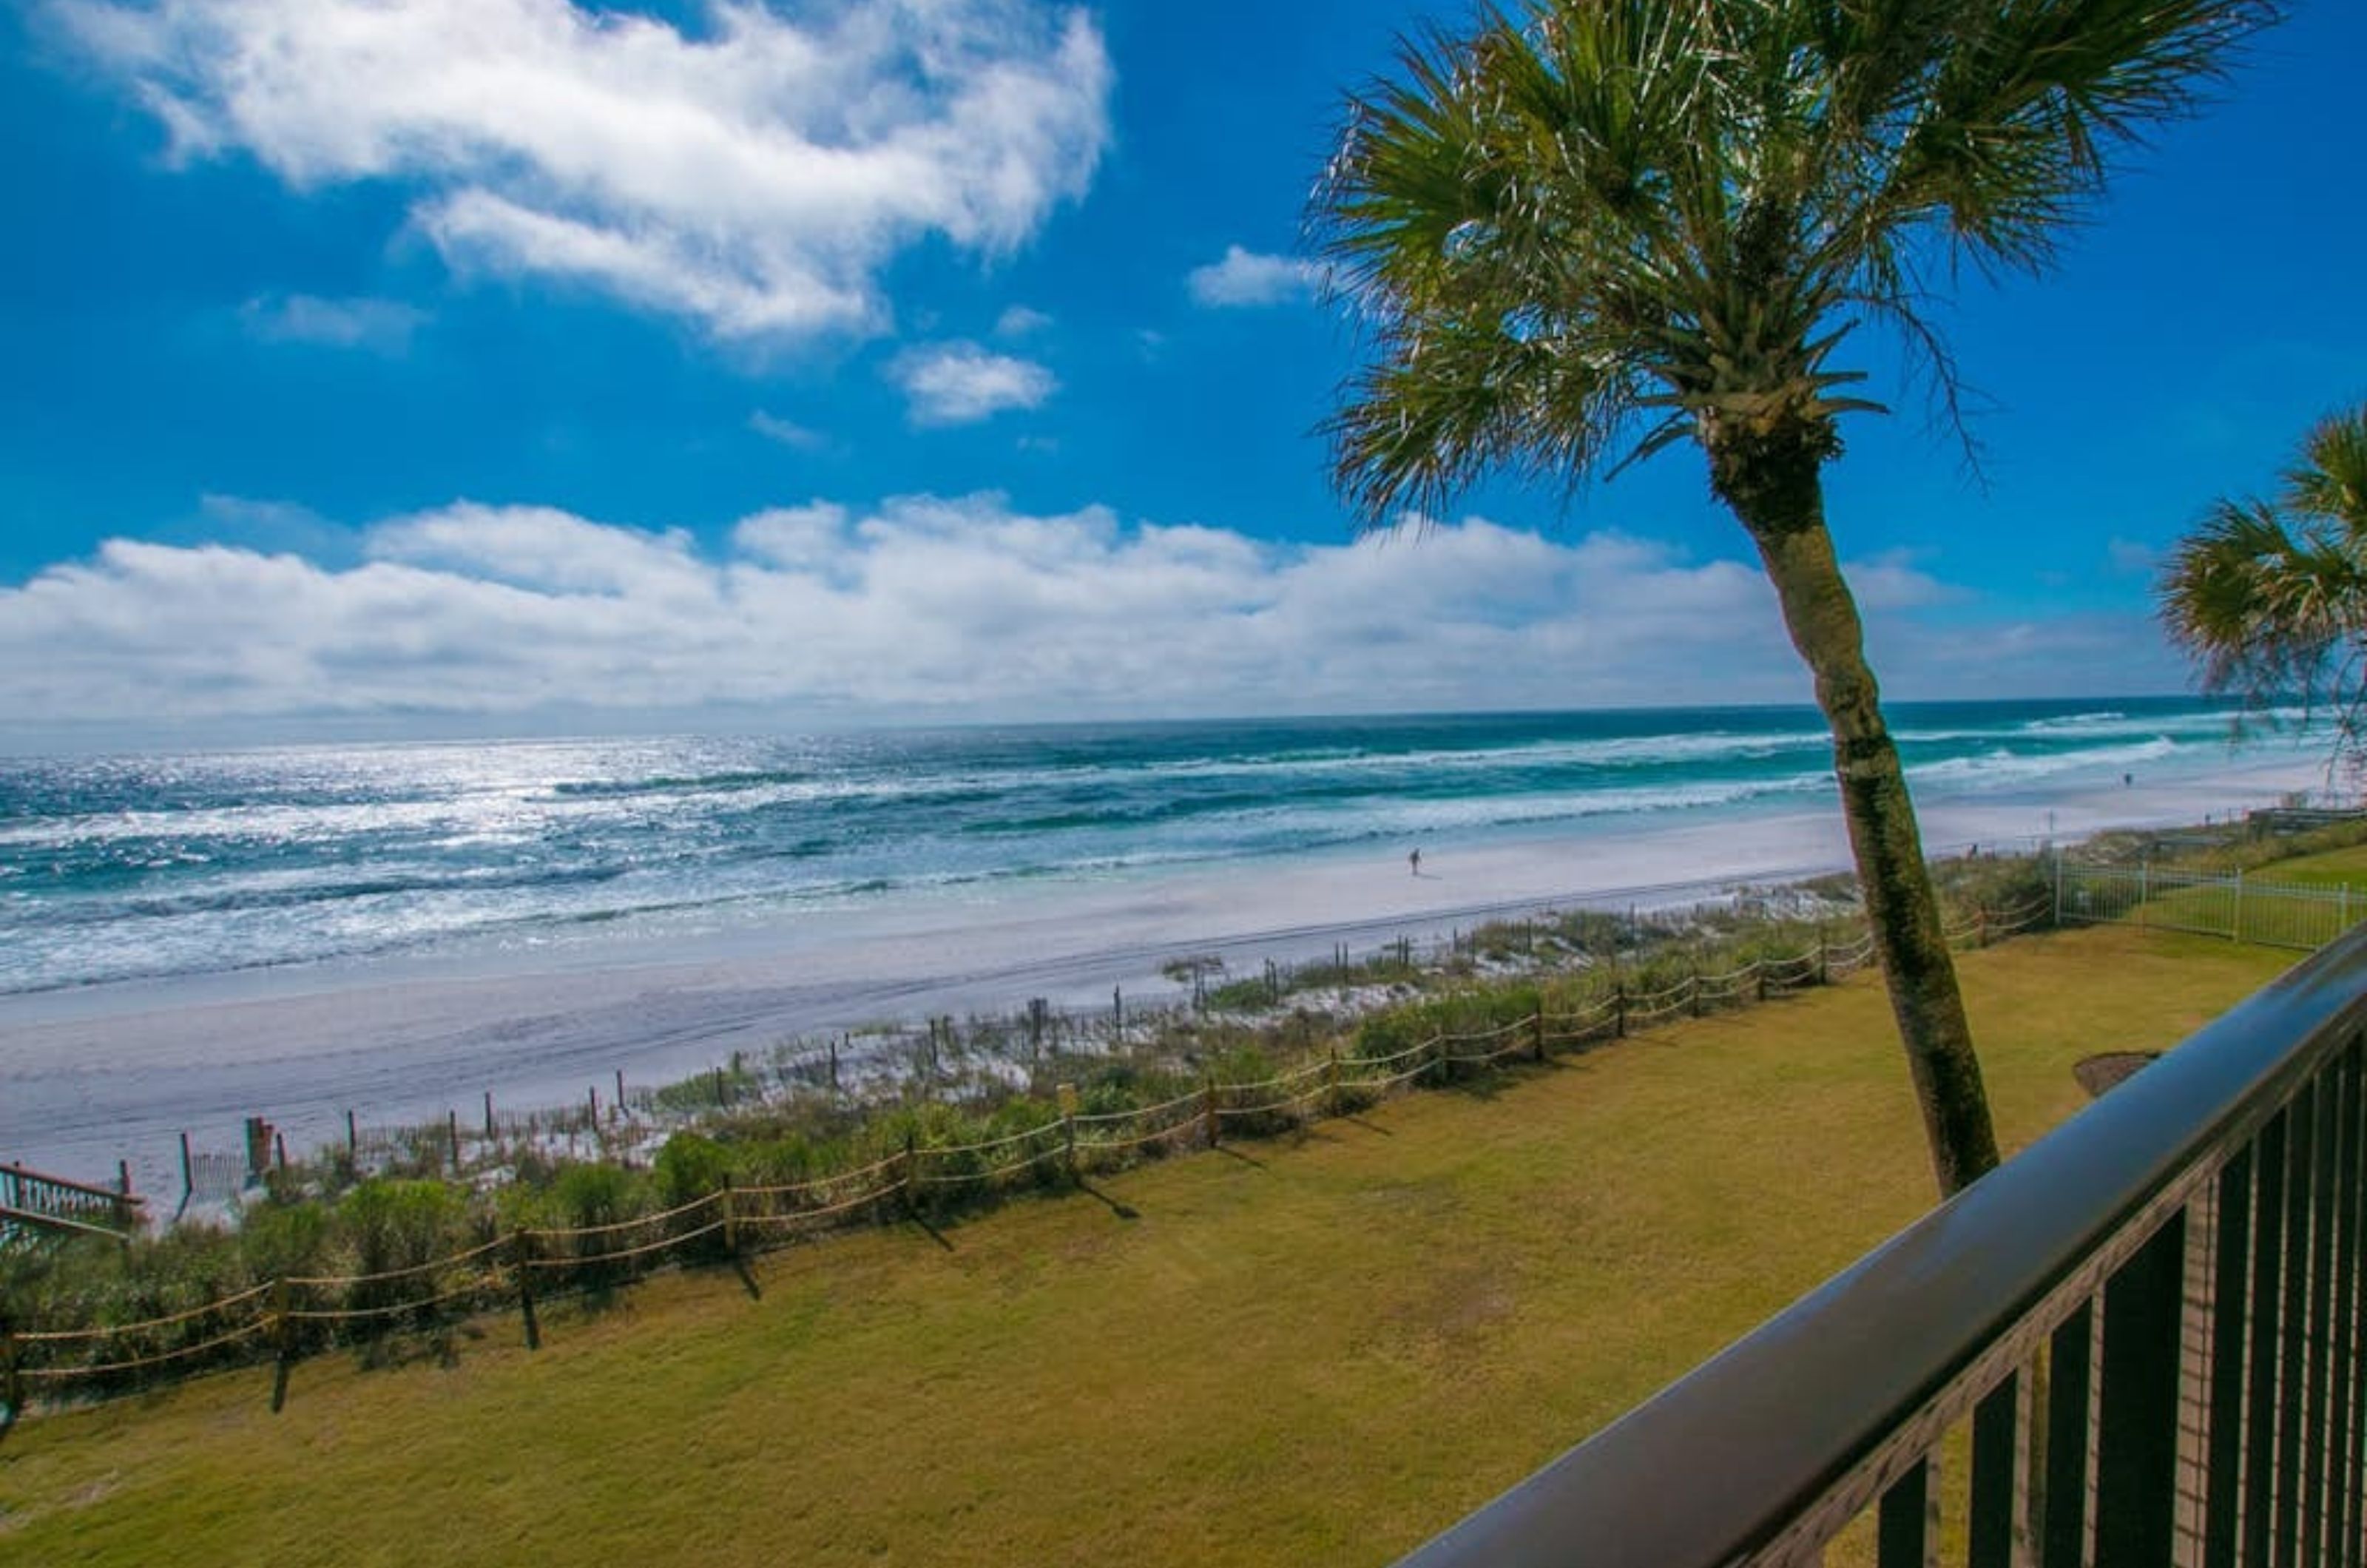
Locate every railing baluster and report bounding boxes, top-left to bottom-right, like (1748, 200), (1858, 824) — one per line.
(2247, 1109), (2291, 1568)
(1877, 1455), (1937, 1568)
(1971, 1367), (2032, 1568)
(2098, 1212), (2190, 1565)
(2044, 1301), (2097, 1568)
(2208, 1146), (2257, 1568)
(2284, 1082), (2322, 1564)
(2307, 1066), (2344, 1566)
(2326, 1043), (2364, 1567)
(2346, 1040), (2367, 1568)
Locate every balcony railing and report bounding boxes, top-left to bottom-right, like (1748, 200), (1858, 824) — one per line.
(1397, 923), (2367, 1567)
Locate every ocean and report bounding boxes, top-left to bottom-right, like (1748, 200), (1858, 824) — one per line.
(0, 697), (2284, 998)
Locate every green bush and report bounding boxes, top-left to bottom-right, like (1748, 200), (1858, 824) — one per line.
(654, 1132), (733, 1209)
(239, 1197), (331, 1283)
(341, 1179), (465, 1281)
(550, 1162), (642, 1231)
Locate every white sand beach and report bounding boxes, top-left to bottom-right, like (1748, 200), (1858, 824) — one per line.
(0, 746), (2330, 1196)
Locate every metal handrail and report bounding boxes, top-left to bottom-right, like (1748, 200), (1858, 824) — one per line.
(1398, 922), (2367, 1566)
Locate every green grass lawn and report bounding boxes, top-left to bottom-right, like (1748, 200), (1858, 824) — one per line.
(0, 926), (2300, 1567)
(2113, 837), (2367, 947)
(2240, 840), (2367, 891)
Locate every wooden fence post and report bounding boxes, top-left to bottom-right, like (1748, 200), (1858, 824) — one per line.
(1, 1314), (21, 1425)
(1689, 964), (1703, 1018)
(899, 1131), (919, 1220)
(1327, 1048), (1343, 1112)
(1755, 964), (1768, 1004)
(1976, 905), (1990, 949)
(268, 1278), (294, 1413)
(483, 1090), (496, 1140)
(614, 1069), (627, 1121)
(1615, 981), (1627, 1039)
(513, 1231), (541, 1351)
(178, 1131), (194, 1212)
(720, 1174), (738, 1258)
(1817, 937), (1829, 987)
(346, 1109), (357, 1158)
(1532, 1002), (1547, 1063)
(1203, 1079), (1220, 1148)
(1058, 1082), (1078, 1182)
(448, 1109), (461, 1174)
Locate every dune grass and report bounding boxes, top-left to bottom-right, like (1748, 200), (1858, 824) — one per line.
(0, 926), (2297, 1566)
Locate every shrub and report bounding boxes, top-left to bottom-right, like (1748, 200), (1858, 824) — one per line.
(340, 1179), (465, 1281)
(240, 1197), (331, 1283)
(654, 1132), (733, 1209)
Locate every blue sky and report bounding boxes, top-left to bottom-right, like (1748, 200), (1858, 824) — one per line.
(2, 0), (2361, 746)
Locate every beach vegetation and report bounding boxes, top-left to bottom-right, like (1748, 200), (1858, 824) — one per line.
(544, 1162), (641, 1233)
(653, 1132), (733, 1209)
(236, 1198), (331, 1284)
(2160, 400), (2367, 777)
(341, 1179), (469, 1281)
(1311, 0), (2276, 1194)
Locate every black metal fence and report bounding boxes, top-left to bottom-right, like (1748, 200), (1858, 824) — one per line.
(1397, 922), (2367, 1566)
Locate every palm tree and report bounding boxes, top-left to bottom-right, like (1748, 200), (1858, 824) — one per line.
(1314, 0), (2275, 1195)
(2160, 402), (2367, 779)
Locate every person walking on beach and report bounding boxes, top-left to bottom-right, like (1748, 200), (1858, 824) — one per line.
(1409, 848), (1422, 876)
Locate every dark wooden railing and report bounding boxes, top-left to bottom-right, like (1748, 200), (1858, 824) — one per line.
(1398, 923), (2367, 1567)
(0, 1161), (144, 1243)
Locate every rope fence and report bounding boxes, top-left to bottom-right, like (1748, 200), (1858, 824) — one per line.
(4, 893), (2092, 1416)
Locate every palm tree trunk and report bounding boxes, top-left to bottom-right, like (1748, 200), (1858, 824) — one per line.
(1716, 442), (2002, 1196)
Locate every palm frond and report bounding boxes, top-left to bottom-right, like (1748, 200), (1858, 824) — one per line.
(1869, 0), (2279, 276)
(1311, 0), (2283, 521)
(2158, 496), (2364, 697)
(2287, 402), (2367, 540)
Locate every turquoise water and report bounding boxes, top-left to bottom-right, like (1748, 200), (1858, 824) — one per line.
(0, 699), (2265, 993)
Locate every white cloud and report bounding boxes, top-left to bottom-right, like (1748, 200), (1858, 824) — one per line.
(748, 410), (826, 450)
(58, 0), (1112, 342)
(733, 502), (849, 572)
(1187, 244), (1320, 308)
(1839, 552), (1956, 612)
(2108, 537), (2159, 575)
(0, 496), (2141, 731)
(994, 305), (1052, 337)
(240, 292), (427, 351)
(889, 342), (1056, 426)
